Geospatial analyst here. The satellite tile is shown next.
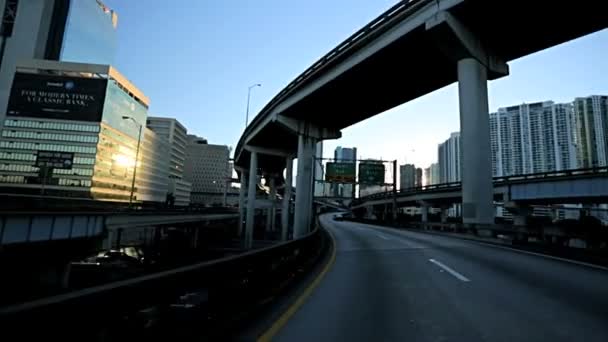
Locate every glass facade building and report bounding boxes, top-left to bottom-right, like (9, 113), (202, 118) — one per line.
(0, 61), (167, 203)
(0, 0), (119, 125)
(60, 0), (118, 65)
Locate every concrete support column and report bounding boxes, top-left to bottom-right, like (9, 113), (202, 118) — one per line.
(294, 134), (316, 238)
(115, 228), (123, 248)
(440, 207), (449, 224)
(458, 58), (494, 225)
(237, 171), (247, 237)
(245, 151), (258, 249)
(103, 229), (114, 250)
(281, 156), (294, 240)
(270, 178), (277, 231)
(512, 205), (531, 226)
(193, 227), (200, 249)
(266, 177), (276, 233)
(365, 206), (374, 219)
(420, 204), (429, 223)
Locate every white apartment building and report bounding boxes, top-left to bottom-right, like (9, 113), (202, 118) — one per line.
(574, 95), (608, 168)
(490, 101), (577, 177)
(438, 132), (461, 183)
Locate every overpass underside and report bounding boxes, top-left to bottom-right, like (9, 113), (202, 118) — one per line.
(236, 0), (607, 239)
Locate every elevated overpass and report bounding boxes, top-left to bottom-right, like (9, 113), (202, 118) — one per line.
(352, 167), (608, 224)
(355, 167), (608, 207)
(233, 0), (607, 243)
(0, 209), (238, 247)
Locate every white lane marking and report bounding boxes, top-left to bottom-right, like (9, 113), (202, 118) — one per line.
(429, 259), (471, 282)
(376, 233), (390, 240)
(471, 241), (608, 272)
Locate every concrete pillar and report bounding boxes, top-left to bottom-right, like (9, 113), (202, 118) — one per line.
(115, 229), (123, 249)
(193, 227), (200, 249)
(420, 204), (429, 223)
(294, 134), (316, 238)
(440, 207), (449, 224)
(245, 151), (258, 249)
(512, 205), (531, 226)
(266, 177), (276, 233)
(281, 156), (294, 241)
(458, 58), (494, 225)
(103, 229), (114, 250)
(270, 178), (277, 232)
(237, 171), (247, 237)
(365, 206), (374, 219)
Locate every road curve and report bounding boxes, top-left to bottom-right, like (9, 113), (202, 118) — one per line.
(272, 214), (608, 342)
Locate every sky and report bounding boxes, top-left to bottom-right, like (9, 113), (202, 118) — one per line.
(104, 0), (608, 169)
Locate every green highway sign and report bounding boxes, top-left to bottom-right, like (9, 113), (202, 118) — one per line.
(359, 162), (385, 185)
(326, 162), (356, 183)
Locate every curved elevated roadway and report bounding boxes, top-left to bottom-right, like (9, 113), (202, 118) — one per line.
(270, 214), (608, 341)
(234, 0), (607, 243)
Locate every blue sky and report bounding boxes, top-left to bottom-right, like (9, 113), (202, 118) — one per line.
(105, 0), (607, 168)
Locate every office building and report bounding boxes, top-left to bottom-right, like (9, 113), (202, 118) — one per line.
(400, 164), (415, 190)
(314, 141), (325, 197)
(438, 132), (461, 183)
(147, 116), (191, 206)
(429, 163), (439, 185)
(0, 0), (118, 124)
(490, 101), (578, 176)
(415, 167), (423, 187)
(0, 60), (168, 202)
(146, 117), (187, 179)
(136, 128), (169, 202)
(333, 146), (356, 198)
(424, 167), (431, 186)
(184, 134), (230, 206)
(574, 95), (608, 168)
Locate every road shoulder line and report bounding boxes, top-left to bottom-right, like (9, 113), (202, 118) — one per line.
(257, 224), (337, 342)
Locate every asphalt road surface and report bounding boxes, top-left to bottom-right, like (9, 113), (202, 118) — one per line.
(272, 214), (608, 342)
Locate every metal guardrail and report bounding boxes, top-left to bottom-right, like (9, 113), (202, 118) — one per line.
(236, 0), (431, 161)
(355, 167), (608, 203)
(0, 223), (326, 339)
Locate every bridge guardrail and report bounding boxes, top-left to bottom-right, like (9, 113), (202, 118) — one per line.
(354, 166), (608, 204)
(0, 223), (327, 339)
(236, 0), (431, 162)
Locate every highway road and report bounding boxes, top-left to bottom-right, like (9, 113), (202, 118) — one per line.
(272, 214), (608, 341)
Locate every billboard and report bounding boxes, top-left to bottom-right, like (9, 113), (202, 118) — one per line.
(7, 73), (108, 122)
(359, 162), (385, 185)
(326, 162), (356, 183)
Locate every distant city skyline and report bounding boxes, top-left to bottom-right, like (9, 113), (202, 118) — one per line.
(103, 1), (607, 168)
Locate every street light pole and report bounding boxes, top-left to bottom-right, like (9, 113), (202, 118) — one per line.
(245, 83), (261, 127)
(123, 116), (143, 208)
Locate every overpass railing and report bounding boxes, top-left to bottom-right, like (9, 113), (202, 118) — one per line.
(354, 166), (608, 204)
(0, 222), (327, 339)
(236, 0), (431, 159)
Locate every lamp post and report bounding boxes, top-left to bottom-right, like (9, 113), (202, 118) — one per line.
(245, 83), (261, 127)
(122, 116), (143, 207)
